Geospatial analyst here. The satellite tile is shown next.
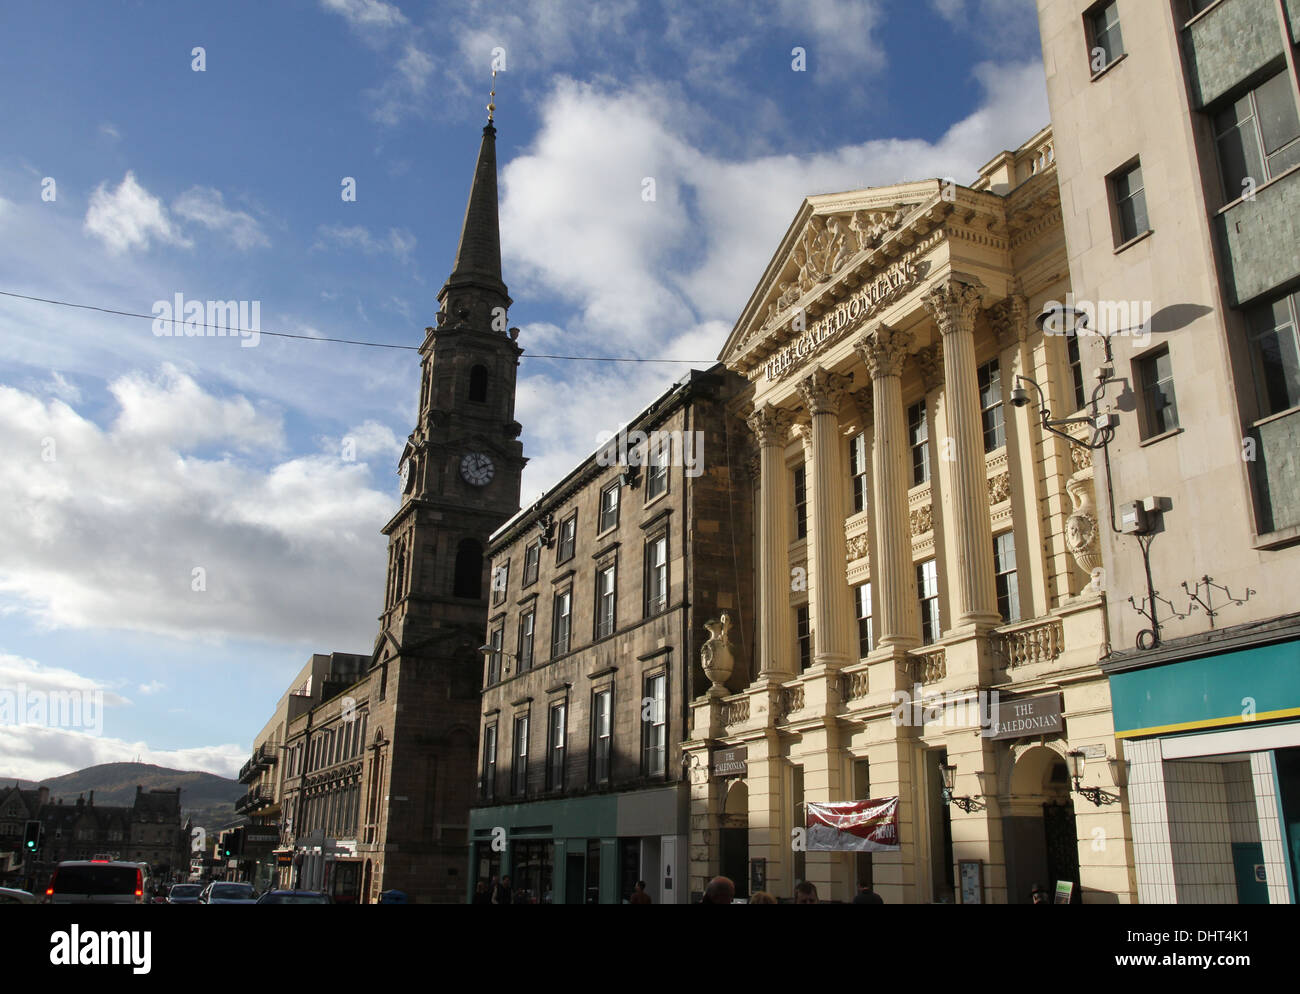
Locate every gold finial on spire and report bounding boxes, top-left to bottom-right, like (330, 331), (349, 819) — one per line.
(487, 69), (497, 123)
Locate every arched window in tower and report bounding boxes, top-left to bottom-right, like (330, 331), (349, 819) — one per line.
(394, 539), (406, 603)
(453, 538), (483, 599)
(468, 364), (489, 403)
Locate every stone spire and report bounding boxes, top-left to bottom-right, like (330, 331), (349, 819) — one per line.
(438, 112), (511, 325)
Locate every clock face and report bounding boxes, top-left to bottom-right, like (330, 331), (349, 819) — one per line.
(398, 458), (412, 493)
(460, 452), (495, 487)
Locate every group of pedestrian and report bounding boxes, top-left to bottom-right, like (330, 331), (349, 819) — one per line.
(698, 876), (885, 904)
(472, 874), (530, 904)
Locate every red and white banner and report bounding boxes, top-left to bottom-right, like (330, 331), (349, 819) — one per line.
(805, 797), (900, 852)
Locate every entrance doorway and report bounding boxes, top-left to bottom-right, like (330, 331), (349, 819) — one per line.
(719, 779), (749, 898)
(1004, 746), (1080, 904)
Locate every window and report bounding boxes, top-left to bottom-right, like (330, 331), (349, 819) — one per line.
(552, 589), (572, 657)
(453, 538), (483, 599)
(1214, 72), (1300, 206)
(599, 482), (620, 533)
(850, 433), (869, 514)
(908, 401), (930, 486)
(642, 673), (666, 776)
(518, 609), (535, 672)
(468, 364), (488, 403)
(592, 689), (612, 784)
(1085, 1), (1124, 74)
(855, 583), (874, 658)
(917, 559), (941, 645)
(1136, 347), (1180, 437)
(793, 465), (808, 539)
(556, 513), (577, 564)
(1066, 333), (1088, 412)
(491, 560), (508, 606)
(523, 540), (540, 586)
(978, 359), (1005, 451)
(1184, 0), (1216, 17)
(1110, 161), (1149, 246)
(645, 437), (669, 500)
(994, 532), (1021, 624)
(487, 626), (503, 686)
(547, 702), (566, 791)
(512, 715), (529, 796)
(481, 724), (497, 801)
(1247, 289), (1300, 416)
(796, 605), (812, 671)
(645, 536), (668, 615)
(595, 563), (616, 639)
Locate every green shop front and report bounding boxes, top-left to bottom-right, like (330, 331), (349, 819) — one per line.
(468, 784), (687, 904)
(1104, 624), (1300, 904)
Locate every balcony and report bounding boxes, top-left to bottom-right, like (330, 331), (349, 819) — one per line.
(234, 787), (272, 814)
(237, 743), (278, 785)
(1215, 166), (1300, 307)
(1252, 406), (1300, 536)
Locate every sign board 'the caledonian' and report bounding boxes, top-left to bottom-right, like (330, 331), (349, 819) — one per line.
(988, 693), (1064, 741)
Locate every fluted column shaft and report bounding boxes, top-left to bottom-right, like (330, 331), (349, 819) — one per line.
(797, 368), (853, 668)
(747, 405), (794, 679)
(855, 326), (919, 648)
(926, 280), (1000, 625)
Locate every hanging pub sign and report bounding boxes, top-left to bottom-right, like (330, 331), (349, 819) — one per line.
(805, 797), (900, 852)
(711, 746), (748, 779)
(988, 692), (1064, 741)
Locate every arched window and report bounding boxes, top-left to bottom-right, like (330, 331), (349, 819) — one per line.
(453, 538), (483, 599)
(468, 364), (489, 403)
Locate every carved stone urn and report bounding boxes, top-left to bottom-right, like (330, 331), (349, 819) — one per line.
(701, 613), (735, 697)
(1065, 472), (1103, 573)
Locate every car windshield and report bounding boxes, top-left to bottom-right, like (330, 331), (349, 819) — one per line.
(170, 885), (202, 897)
(212, 884), (254, 899)
(52, 865), (138, 895)
(266, 893), (327, 903)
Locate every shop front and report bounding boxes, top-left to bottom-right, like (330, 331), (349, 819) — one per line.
(1106, 626), (1300, 904)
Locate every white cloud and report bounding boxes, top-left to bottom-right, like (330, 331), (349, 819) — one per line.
(98, 122), (121, 141)
(0, 652), (130, 708)
(0, 725), (245, 782)
(314, 223), (416, 260)
(319, 0), (408, 30)
(84, 172), (191, 254)
(0, 370), (391, 646)
(172, 187), (269, 250)
(137, 681), (164, 695)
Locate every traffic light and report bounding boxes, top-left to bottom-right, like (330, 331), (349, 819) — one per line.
(23, 820), (40, 853)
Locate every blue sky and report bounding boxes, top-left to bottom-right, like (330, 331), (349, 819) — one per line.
(0, 0), (1047, 783)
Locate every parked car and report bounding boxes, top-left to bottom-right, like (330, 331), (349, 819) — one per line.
(45, 860), (154, 905)
(199, 881), (257, 904)
(167, 883), (203, 905)
(255, 890), (332, 904)
(0, 886), (38, 904)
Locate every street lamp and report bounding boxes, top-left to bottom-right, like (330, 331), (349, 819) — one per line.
(940, 761), (988, 813)
(1065, 749), (1120, 807)
(1013, 304), (1118, 451)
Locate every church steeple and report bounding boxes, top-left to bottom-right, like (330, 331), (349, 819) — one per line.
(439, 116), (511, 322)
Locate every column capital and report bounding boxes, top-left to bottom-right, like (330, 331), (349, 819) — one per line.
(796, 367), (853, 416)
(851, 387), (873, 422)
(792, 420), (814, 450)
(746, 404), (793, 447)
(987, 293), (1028, 350)
(914, 343), (944, 392)
(853, 323), (914, 379)
(924, 279), (985, 338)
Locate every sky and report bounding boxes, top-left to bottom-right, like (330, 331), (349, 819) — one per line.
(0, 0), (1048, 783)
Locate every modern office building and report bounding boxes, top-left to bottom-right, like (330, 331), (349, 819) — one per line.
(1035, 0), (1300, 902)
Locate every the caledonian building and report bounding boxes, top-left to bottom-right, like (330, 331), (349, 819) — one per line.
(686, 125), (1136, 904)
(1036, 0), (1300, 903)
(468, 365), (750, 903)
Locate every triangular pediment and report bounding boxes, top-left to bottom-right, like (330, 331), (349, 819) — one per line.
(720, 180), (951, 370)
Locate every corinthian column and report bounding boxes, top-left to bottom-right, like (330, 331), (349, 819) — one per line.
(746, 404), (795, 679)
(924, 279), (1000, 626)
(796, 367), (854, 669)
(853, 325), (920, 648)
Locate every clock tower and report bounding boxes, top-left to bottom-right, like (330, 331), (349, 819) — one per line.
(361, 113), (525, 902)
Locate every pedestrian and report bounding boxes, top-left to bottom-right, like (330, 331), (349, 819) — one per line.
(852, 883), (884, 904)
(700, 876), (735, 904)
(794, 880), (819, 904)
(629, 880), (652, 904)
(749, 891), (777, 904)
(1031, 882), (1050, 905)
(472, 879), (491, 905)
(493, 874), (513, 904)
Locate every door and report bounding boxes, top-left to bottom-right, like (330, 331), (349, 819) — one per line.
(1043, 801), (1081, 903)
(565, 853), (585, 904)
(719, 828), (747, 899)
(1231, 843), (1269, 904)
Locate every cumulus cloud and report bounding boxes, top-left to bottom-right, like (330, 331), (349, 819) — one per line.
(0, 652), (131, 708)
(319, 0), (408, 30)
(0, 369), (392, 645)
(0, 724), (245, 782)
(84, 172), (191, 254)
(172, 187), (269, 250)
